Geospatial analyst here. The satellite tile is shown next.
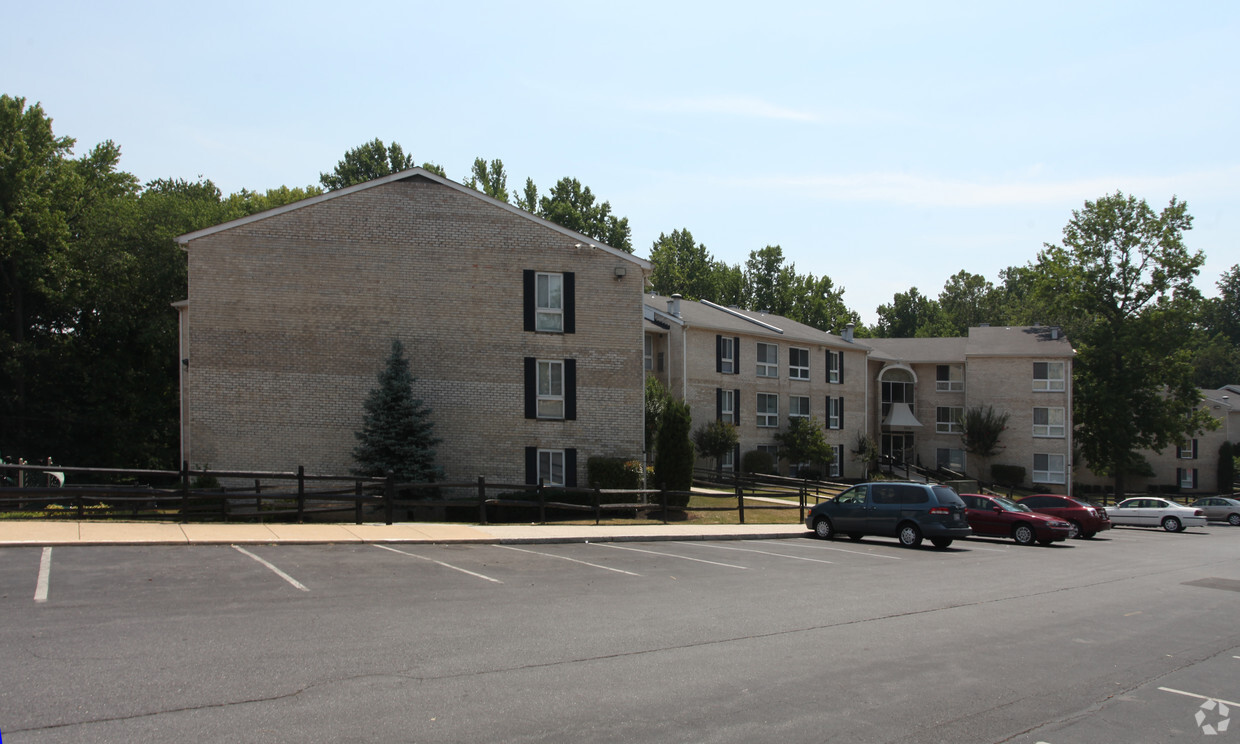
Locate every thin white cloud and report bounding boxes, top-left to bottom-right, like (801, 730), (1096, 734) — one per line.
(737, 166), (1240, 208)
(636, 96), (819, 122)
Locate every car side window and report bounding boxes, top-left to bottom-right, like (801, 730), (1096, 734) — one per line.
(837, 486), (866, 504)
(895, 485), (929, 504)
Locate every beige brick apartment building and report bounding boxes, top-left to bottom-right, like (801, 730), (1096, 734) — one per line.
(865, 326), (1076, 493)
(644, 295), (870, 478)
(174, 168), (651, 487)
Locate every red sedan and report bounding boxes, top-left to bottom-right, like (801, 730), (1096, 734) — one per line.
(1016, 494), (1112, 539)
(961, 494), (1073, 546)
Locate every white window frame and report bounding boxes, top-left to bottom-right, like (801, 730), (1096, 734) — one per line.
(720, 336), (735, 374)
(936, 364), (964, 392)
(536, 360), (564, 419)
(756, 343), (779, 378)
(535, 272), (563, 332)
(829, 445), (844, 478)
(720, 449), (735, 472)
(757, 393), (779, 428)
(827, 350), (842, 384)
(720, 389), (735, 420)
(1033, 453), (1066, 484)
(1033, 407), (1065, 438)
(1178, 441), (1196, 459)
(538, 449), (565, 487)
(1179, 468), (1196, 489)
(789, 347), (810, 380)
(936, 406), (963, 434)
(789, 395), (810, 419)
(644, 335), (653, 371)
(1033, 361), (1066, 392)
(827, 397), (842, 430)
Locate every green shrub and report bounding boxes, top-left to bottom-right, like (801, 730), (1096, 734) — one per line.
(742, 449), (776, 475)
(990, 464), (1026, 487)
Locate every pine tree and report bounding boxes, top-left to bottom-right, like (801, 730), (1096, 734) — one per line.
(654, 398), (695, 501)
(352, 339), (441, 482)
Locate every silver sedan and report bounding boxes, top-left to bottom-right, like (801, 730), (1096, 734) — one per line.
(1189, 497), (1240, 526)
(1108, 498), (1208, 532)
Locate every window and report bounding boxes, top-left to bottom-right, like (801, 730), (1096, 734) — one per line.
(1178, 440), (1197, 459)
(789, 347), (809, 380)
(535, 273), (563, 332)
(757, 393), (779, 427)
(881, 369), (915, 418)
(537, 360), (564, 419)
(1033, 361), (1065, 392)
(718, 388), (739, 424)
(1178, 468), (1197, 490)
(720, 449), (735, 472)
(717, 335), (738, 375)
(936, 406), (963, 434)
(1033, 453), (1066, 484)
(827, 350), (843, 384)
(538, 449), (565, 486)
(525, 357), (576, 420)
(1033, 407), (1065, 438)
(936, 448), (965, 471)
(936, 364), (964, 392)
(757, 343), (778, 378)
(827, 396), (843, 430)
(644, 335), (653, 371)
(789, 395), (810, 419)
(829, 444), (844, 478)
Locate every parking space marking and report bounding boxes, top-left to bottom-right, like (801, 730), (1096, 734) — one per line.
(772, 540), (904, 560)
(678, 542), (834, 565)
(374, 544), (503, 583)
(495, 545), (642, 576)
(1158, 686), (1240, 708)
(232, 546), (309, 592)
(591, 543), (748, 569)
(34, 546), (52, 603)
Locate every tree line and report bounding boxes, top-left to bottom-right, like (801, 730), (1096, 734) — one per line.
(3, 93), (1237, 492)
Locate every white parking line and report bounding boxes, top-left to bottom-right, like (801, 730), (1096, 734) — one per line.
(496, 545), (642, 576)
(1158, 686), (1240, 708)
(773, 540), (904, 560)
(34, 546), (52, 603)
(592, 542), (748, 569)
(679, 542), (834, 565)
(374, 544), (503, 584)
(232, 546), (309, 592)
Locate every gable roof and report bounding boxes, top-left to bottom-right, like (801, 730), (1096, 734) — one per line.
(643, 294), (866, 351)
(174, 167), (651, 270)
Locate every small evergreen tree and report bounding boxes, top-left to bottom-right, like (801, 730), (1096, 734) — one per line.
(654, 398), (695, 498)
(352, 339), (441, 482)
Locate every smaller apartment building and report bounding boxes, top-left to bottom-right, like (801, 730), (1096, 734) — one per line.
(644, 295), (870, 478)
(865, 326), (1075, 493)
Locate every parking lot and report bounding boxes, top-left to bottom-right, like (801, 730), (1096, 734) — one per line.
(2, 525), (1239, 743)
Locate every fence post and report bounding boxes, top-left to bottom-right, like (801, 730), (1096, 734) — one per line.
(384, 470), (395, 525)
(594, 488), (601, 525)
(477, 476), (487, 525)
(738, 485), (745, 524)
(660, 487), (668, 525)
(538, 478), (546, 524)
(180, 460), (190, 522)
(296, 466), (305, 523)
(799, 481), (806, 524)
(255, 479), (262, 513)
(354, 480), (363, 525)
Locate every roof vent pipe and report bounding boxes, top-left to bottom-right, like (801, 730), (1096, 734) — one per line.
(669, 293), (682, 317)
(843, 323), (855, 342)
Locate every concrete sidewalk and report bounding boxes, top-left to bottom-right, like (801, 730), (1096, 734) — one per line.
(0, 520), (810, 547)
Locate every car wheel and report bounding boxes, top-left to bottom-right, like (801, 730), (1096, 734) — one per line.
(813, 516), (835, 540)
(930, 537), (953, 549)
(897, 523), (923, 548)
(848, 533), (864, 541)
(1161, 516), (1181, 533)
(1228, 513), (1240, 527)
(1013, 523), (1036, 546)
(1067, 521), (1082, 539)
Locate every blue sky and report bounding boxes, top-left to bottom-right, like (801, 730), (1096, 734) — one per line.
(7, 1), (1237, 324)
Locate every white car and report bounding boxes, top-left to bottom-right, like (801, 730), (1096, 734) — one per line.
(1108, 498), (1207, 532)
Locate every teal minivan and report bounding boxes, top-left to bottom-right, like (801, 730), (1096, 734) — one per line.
(806, 482), (972, 549)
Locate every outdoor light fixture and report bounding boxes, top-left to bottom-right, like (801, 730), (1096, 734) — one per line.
(614, 267), (627, 279)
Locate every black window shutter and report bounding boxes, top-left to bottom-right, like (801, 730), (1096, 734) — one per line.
(524, 357), (537, 419)
(716, 335), (723, 373)
(563, 272), (576, 334)
(733, 337), (740, 374)
(1193, 469), (1198, 489)
(564, 359), (577, 420)
(839, 352), (844, 383)
(526, 446), (538, 485)
(733, 389), (741, 425)
(523, 270), (536, 332)
(839, 397), (844, 429)
(1192, 439), (1198, 459)
(565, 448), (578, 488)
(716, 388), (723, 421)
(826, 350), (831, 382)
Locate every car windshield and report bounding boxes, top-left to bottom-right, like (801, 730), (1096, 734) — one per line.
(992, 497), (1030, 513)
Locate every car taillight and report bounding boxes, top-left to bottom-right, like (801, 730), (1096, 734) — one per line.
(1087, 508), (1097, 516)
(1195, 509), (1204, 516)
(929, 507), (949, 515)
